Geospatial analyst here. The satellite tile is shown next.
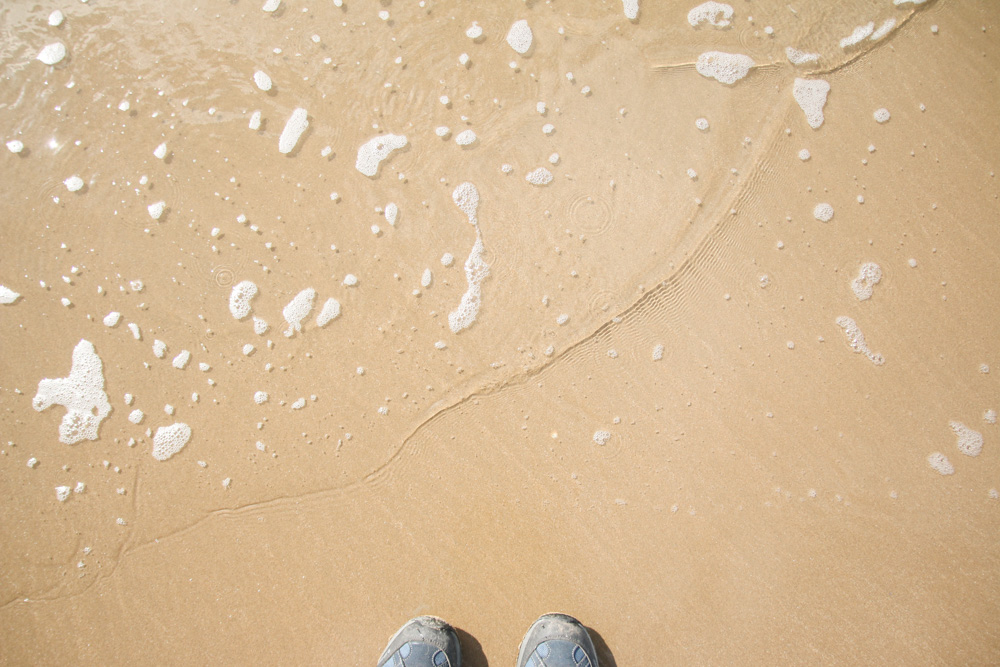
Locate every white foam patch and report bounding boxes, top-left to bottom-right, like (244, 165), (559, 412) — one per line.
(835, 316), (884, 365)
(652, 344), (664, 361)
(695, 51), (754, 85)
(793, 78), (830, 129)
(874, 108), (891, 123)
(32, 340), (112, 445)
(254, 391), (269, 404)
(813, 203), (834, 222)
(785, 47), (819, 65)
(0, 285), (20, 304)
(152, 423), (191, 461)
(526, 167), (553, 186)
(316, 297), (341, 326)
(148, 201), (165, 219)
(153, 340), (166, 358)
(253, 70), (272, 91)
(56, 486), (71, 502)
(506, 20), (533, 54)
(48, 10), (64, 26)
(871, 18), (896, 41)
(894, 0), (926, 5)
(172, 350), (191, 369)
(6, 140), (24, 154)
(448, 183), (490, 334)
(128, 322), (141, 340)
(687, 2), (733, 28)
(64, 176), (84, 192)
(37, 42), (67, 65)
(102, 311), (120, 327)
(355, 133), (408, 177)
(851, 262), (882, 301)
(128, 409), (144, 424)
(249, 110), (262, 130)
(622, 0), (639, 20)
(455, 129), (477, 146)
(253, 316), (268, 335)
(466, 22), (483, 40)
(262, 0), (280, 11)
(840, 22), (874, 48)
(421, 269), (432, 288)
(594, 430), (612, 445)
(153, 142), (167, 159)
(950, 421), (983, 457)
(385, 202), (398, 226)
(927, 452), (954, 475)
(283, 288), (315, 336)
(229, 280), (257, 320)
(279, 107), (308, 154)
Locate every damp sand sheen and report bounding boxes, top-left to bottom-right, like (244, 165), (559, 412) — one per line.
(1, 1), (998, 664)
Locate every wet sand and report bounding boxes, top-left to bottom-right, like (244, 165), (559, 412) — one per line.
(1, 0), (999, 664)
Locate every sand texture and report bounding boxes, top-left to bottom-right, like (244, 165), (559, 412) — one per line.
(1, 0), (998, 664)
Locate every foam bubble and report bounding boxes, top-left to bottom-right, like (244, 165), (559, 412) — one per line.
(355, 133), (408, 177)
(64, 175), (84, 192)
(0, 285), (20, 304)
(147, 201), (165, 220)
(48, 10), (64, 26)
(249, 110), (262, 130)
(32, 340), (112, 445)
(785, 47), (819, 65)
(254, 71), (272, 91)
(127, 322), (141, 340)
(385, 202), (398, 225)
(448, 183), (489, 333)
(526, 167), (553, 186)
(871, 18), (897, 41)
(421, 269), (432, 288)
(56, 486), (71, 502)
(652, 344), (664, 361)
(291, 398), (306, 410)
(927, 452), (954, 475)
(874, 108), (891, 123)
(793, 78), (830, 129)
(435, 126), (450, 138)
(455, 129), (477, 146)
(593, 430), (611, 445)
(128, 409), (144, 424)
(172, 350), (191, 369)
(278, 107), (308, 154)
(506, 20), (533, 55)
(835, 316), (884, 365)
(851, 262), (882, 300)
(466, 22), (483, 40)
(316, 297), (341, 326)
(696, 51), (754, 85)
(152, 423), (191, 461)
(622, 0), (639, 20)
(282, 288), (316, 336)
(542, 123), (555, 135)
(950, 421), (983, 457)
(687, 2), (733, 28)
(695, 117), (709, 130)
(152, 340), (166, 358)
(840, 22), (875, 48)
(229, 280), (258, 320)
(153, 142), (167, 159)
(984, 410), (997, 424)
(37, 42), (67, 65)
(254, 391), (268, 404)
(813, 203), (834, 222)
(441, 253), (454, 267)
(262, 0), (280, 11)
(343, 274), (358, 286)
(6, 140), (24, 153)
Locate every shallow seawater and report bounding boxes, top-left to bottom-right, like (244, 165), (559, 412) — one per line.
(1, 0), (999, 664)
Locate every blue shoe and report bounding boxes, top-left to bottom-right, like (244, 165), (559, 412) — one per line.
(376, 616), (461, 667)
(516, 613), (598, 667)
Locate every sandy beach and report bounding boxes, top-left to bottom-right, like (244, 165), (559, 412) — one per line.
(1, 0), (998, 663)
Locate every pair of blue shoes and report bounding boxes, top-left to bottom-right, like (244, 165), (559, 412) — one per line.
(377, 613), (597, 667)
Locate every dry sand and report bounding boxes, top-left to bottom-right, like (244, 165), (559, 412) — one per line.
(1, 0), (998, 664)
